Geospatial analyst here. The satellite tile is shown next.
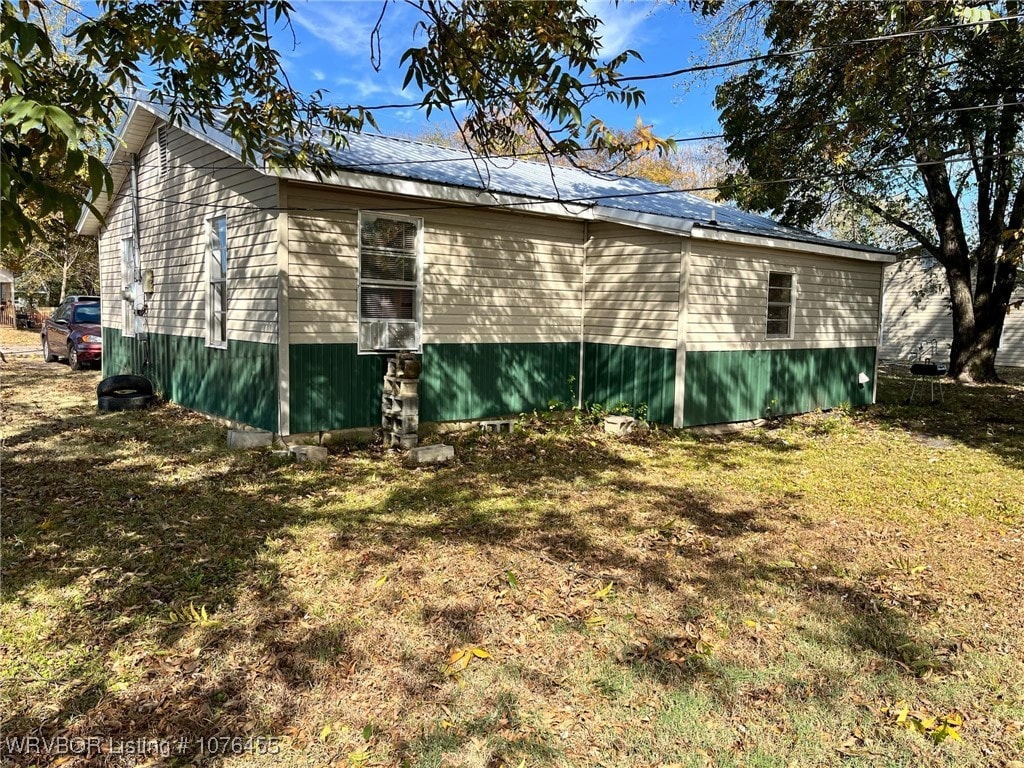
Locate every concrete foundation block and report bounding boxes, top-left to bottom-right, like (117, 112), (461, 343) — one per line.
(478, 419), (514, 433)
(604, 415), (636, 436)
(291, 445), (329, 463)
(405, 443), (454, 466)
(390, 433), (419, 450)
(384, 376), (419, 397)
(228, 429), (273, 449)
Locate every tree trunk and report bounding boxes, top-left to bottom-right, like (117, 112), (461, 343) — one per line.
(946, 265), (978, 379)
(59, 252), (71, 304)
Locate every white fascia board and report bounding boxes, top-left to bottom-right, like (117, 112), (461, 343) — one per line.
(690, 224), (898, 264)
(76, 101), (156, 236)
(589, 206), (695, 237)
(77, 102), (249, 236)
(277, 167), (593, 219)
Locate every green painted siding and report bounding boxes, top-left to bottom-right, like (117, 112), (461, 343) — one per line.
(683, 346), (876, 426)
(289, 345), (386, 433)
(420, 342), (580, 422)
(102, 327), (278, 431)
(288, 342), (579, 431)
(582, 342), (676, 425)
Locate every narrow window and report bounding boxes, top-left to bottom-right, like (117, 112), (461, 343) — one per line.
(357, 212), (421, 352)
(207, 215), (228, 348)
(766, 271), (794, 338)
(157, 125), (169, 177)
(121, 236), (138, 337)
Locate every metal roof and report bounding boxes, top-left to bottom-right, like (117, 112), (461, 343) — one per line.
(84, 100), (894, 258)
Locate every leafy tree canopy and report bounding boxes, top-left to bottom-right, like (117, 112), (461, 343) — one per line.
(706, 0), (1023, 380)
(1, 0), (692, 253)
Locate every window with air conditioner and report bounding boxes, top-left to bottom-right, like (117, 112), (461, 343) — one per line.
(357, 212), (422, 353)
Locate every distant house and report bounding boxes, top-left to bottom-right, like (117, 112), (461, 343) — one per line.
(0, 267), (13, 326)
(78, 100), (895, 435)
(881, 254), (1023, 367)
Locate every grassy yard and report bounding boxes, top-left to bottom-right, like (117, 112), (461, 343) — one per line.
(1, 359), (1022, 767)
(0, 326), (42, 349)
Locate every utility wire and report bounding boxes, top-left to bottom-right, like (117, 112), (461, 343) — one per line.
(113, 149), (1024, 219)
(103, 100), (1023, 174)
(617, 14), (1024, 84)
(105, 14), (1023, 114)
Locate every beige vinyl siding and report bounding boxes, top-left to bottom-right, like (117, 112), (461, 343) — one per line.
(286, 183), (586, 345)
(98, 186), (134, 328)
(583, 222), (681, 350)
(881, 257), (1024, 366)
(96, 123), (279, 344)
(685, 241), (883, 351)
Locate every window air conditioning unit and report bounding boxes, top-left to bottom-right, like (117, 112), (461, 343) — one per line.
(359, 320), (419, 352)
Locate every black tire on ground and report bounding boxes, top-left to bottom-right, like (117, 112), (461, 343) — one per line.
(97, 394), (155, 412)
(42, 338), (58, 363)
(97, 374), (154, 398)
(68, 344), (83, 371)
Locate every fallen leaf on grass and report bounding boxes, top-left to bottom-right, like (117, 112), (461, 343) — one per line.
(883, 699), (965, 743)
(442, 646), (491, 676)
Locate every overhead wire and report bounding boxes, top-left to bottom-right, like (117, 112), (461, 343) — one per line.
(102, 100), (1023, 174)
(112, 149), (1024, 220)
(100, 13), (1024, 114)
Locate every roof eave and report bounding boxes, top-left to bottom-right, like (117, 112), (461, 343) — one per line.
(690, 224), (898, 263)
(279, 166), (595, 220)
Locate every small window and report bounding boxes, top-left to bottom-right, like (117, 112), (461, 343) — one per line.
(206, 215), (228, 348)
(357, 212), (421, 352)
(121, 237), (138, 337)
(766, 271), (794, 338)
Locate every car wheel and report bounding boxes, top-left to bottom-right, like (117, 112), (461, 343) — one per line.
(68, 344), (83, 371)
(97, 375), (154, 398)
(42, 338), (58, 363)
(97, 394), (155, 412)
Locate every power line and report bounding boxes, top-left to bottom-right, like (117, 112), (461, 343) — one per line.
(106, 14), (1023, 114)
(116, 149), (1023, 220)
(617, 13), (1024, 85)
(104, 100), (1022, 174)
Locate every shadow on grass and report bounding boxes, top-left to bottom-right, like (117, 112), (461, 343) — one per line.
(2, 359), (1015, 765)
(867, 364), (1024, 469)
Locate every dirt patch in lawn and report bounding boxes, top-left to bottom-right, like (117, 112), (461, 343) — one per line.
(0, 326), (42, 350)
(1, 358), (1022, 767)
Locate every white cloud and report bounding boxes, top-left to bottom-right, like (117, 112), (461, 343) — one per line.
(291, 1), (378, 58)
(311, 69), (325, 81)
(585, 0), (653, 57)
(335, 75), (386, 99)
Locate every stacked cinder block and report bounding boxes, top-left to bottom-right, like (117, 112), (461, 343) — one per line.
(382, 353), (421, 449)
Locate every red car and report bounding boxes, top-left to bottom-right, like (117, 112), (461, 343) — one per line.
(42, 296), (102, 370)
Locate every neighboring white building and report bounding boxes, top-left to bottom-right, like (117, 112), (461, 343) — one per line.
(881, 254), (1023, 367)
(0, 267), (14, 326)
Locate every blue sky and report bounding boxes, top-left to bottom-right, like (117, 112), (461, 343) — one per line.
(275, 0), (724, 141)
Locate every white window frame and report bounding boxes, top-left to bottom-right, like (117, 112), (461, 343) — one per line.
(765, 270), (795, 339)
(121, 236), (138, 338)
(205, 213), (229, 349)
(356, 210), (423, 354)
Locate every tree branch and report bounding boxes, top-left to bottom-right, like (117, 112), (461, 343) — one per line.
(848, 191), (939, 254)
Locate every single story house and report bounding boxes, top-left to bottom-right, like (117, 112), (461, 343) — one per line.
(0, 267), (14, 326)
(881, 253), (1023, 367)
(78, 100), (895, 436)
